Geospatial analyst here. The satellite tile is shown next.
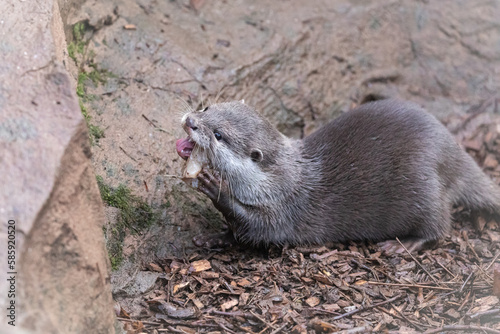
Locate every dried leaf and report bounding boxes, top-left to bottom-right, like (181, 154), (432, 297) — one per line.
(312, 274), (332, 285)
(237, 278), (252, 287)
(192, 299), (204, 309)
(201, 271), (219, 279)
(189, 259), (211, 273)
(173, 281), (189, 294)
(146, 262), (163, 272)
(445, 308), (461, 319)
(221, 298), (238, 311)
(306, 296), (320, 307)
(322, 304), (340, 312)
(239, 293), (249, 306)
(309, 318), (337, 333)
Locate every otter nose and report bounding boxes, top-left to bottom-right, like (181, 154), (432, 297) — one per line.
(185, 116), (198, 131)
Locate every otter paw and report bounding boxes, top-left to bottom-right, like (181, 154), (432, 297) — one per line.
(193, 231), (236, 248)
(197, 168), (222, 198)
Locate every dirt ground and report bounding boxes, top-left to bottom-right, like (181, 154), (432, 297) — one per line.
(66, 0), (500, 332)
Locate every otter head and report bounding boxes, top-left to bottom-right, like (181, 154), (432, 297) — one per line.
(178, 100), (288, 205)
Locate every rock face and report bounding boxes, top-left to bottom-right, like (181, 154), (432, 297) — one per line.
(0, 0), (115, 333)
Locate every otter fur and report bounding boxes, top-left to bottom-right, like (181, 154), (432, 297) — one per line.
(176, 99), (500, 252)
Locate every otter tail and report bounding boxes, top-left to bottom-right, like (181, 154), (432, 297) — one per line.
(454, 152), (500, 215)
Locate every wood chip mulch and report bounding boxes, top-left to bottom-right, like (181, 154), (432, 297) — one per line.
(118, 233), (499, 334)
(117, 103), (500, 334)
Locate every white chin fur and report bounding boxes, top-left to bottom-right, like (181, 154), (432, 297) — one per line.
(217, 146), (270, 205)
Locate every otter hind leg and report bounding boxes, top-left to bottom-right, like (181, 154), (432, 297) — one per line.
(379, 202), (451, 254)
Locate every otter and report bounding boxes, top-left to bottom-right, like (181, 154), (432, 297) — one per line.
(175, 99), (500, 253)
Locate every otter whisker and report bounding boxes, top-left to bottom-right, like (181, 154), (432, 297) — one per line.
(227, 175), (236, 217)
(217, 170), (223, 203)
(200, 92), (206, 110)
(175, 95), (194, 116)
(214, 87), (226, 105)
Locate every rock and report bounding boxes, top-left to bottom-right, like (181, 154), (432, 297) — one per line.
(113, 271), (160, 297)
(0, 0), (115, 332)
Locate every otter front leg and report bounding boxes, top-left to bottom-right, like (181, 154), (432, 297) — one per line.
(197, 168), (247, 221)
(194, 168), (248, 248)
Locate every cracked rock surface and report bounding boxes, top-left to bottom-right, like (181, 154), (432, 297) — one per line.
(1, 0), (115, 333)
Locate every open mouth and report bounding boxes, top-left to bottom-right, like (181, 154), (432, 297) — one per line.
(176, 137), (195, 160)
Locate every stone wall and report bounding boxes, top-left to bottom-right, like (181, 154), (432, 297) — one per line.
(0, 0), (115, 332)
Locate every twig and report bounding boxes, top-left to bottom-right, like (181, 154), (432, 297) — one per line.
(427, 254), (457, 280)
(396, 237), (439, 284)
(424, 325), (500, 334)
(459, 271), (475, 293)
(142, 114), (171, 133)
(142, 114), (157, 127)
(457, 290), (471, 312)
(250, 310), (277, 330)
(486, 251), (500, 271)
(390, 303), (427, 332)
(332, 294), (404, 320)
(162, 326), (183, 333)
(117, 317), (161, 326)
(270, 323), (288, 334)
(210, 310), (259, 321)
(365, 281), (453, 291)
(351, 259), (379, 281)
(119, 146), (138, 162)
(377, 306), (427, 332)
(467, 241), (482, 263)
(467, 308), (500, 320)
(216, 321), (237, 334)
(306, 307), (341, 316)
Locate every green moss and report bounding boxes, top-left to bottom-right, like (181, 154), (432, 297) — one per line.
(88, 68), (108, 85)
(103, 225), (125, 271)
(97, 176), (156, 270)
(67, 21), (89, 64)
(76, 65), (110, 144)
(73, 21), (86, 43)
(97, 176), (155, 231)
(68, 42), (77, 62)
(89, 124), (105, 141)
(77, 72), (86, 98)
(76, 41), (85, 55)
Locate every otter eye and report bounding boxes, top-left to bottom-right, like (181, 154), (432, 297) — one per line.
(250, 149), (263, 162)
(214, 131), (222, 141)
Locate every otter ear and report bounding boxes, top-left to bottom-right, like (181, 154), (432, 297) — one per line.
(250, 149), (263, 163)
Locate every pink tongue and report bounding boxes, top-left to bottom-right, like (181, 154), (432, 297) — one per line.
(176, 138), (195, 160)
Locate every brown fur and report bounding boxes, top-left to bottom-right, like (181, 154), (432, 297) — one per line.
(181, 99), (500, 251)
